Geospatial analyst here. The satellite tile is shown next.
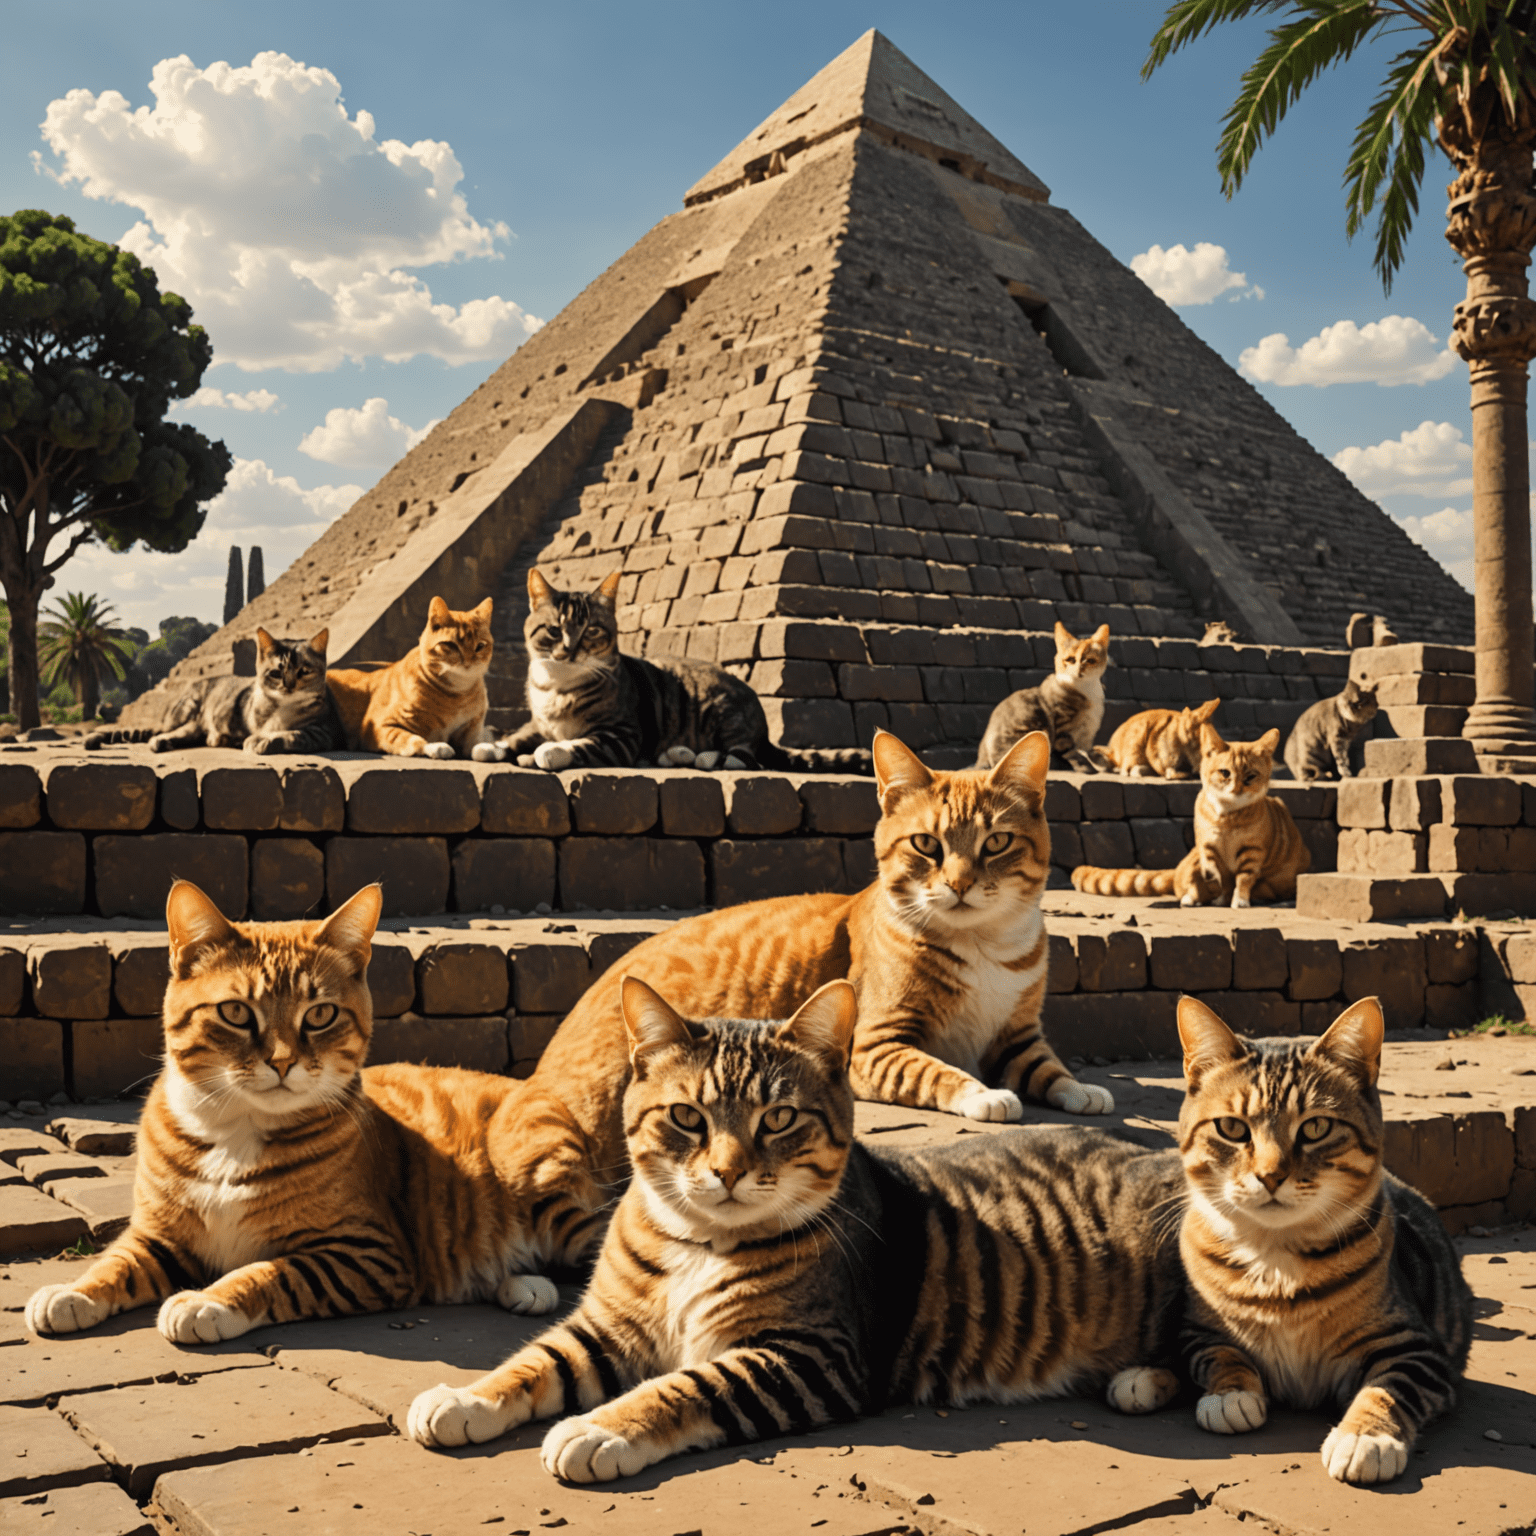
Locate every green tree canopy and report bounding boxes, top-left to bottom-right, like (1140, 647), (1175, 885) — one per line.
(38, 590), (133, 721)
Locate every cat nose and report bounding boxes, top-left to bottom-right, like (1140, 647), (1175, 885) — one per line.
(714, 1166), (745, 1191)
(1256, 1170), (1284, 1194)
(266, 1051), (294, 1079)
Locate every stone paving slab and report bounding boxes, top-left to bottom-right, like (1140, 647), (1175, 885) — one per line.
(0, 1403), (111, 1496)
(0, 1480), (156, 1536)
(45, 1116), (137, 1156)
(49, 1175), (135, 1242)
(0, 1184), (87, 1257)
(59, 1364), (393, 1497)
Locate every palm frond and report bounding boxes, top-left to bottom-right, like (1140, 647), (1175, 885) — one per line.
(1143, 0), (1293, 78)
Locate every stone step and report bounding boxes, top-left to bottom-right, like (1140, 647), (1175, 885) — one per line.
(1364, 736), (1480, 776)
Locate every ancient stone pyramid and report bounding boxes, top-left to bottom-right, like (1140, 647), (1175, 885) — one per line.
(137, 29), (1472, 752)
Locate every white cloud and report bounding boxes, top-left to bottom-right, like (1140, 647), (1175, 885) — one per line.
(170, 386), (282, 413)
(38, 53), (543, 372)
(1130, 242), (1261, 306)
(298, 396), (438, 473)
(1332, 421), (1473, 499)
(1240, 316), (1456, 387)
(1395, 505), (1474, 592)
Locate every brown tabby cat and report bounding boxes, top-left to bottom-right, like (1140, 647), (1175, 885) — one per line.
(1074, 725), (1309, 907)
(408, 977), (1186, 1481)
(527, 727), (1112, 1211)
(976, 622), (1110, 772)
(1175, 996), (1472, 1485)
(328, 596), (500, 760)
(25, 881), (601, 1344)
(1101, 698), (1221, 779)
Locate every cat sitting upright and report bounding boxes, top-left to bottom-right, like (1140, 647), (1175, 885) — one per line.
(976, 621), (1110, 772)
(1283, 679), (1378, 781)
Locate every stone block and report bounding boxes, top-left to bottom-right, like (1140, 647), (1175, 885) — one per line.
(1381, 705), (1466, 738)
(586, 929), (654, 977)
(342, 764), (479, 834)
(1373, 671), (1476, 705)
(1296, 818), (1337, 874)
(1335, 778), (1390, 829)
(1074, 929), (1147, 992)
(42, 764), (156, 832)
(508, 1013), (561, 1070)
(111, 942), (170, 1018)
(1192, 990), (1301, 1037)
(1049, 823), (1083, 867)
(19, 1150), (109, 1187)
(95, 834), (248, 921)
(450, 838), (556, 913)
(1424, 982), (1479, 1030)
(1350, 642), (1473, 681)
(0, 1183), (87, 1259)
(1442, 775), (1523, 826)
(657, 775), (725, 837)
(510, 940), (591, 1013)
(711, 839), (845, 907)
(480, 770), (571, 836)
(0, 1402), (112, 1497)
(157, 768), (199, 830)
(1043, 780), (1081, 820)
(1295, 873), (1444, 923)
(417, 943), (509, 1016)
(0, 764), (40, 828)
(1437, 870), (1536, 916)
(1388, 776), (1442, 831)
(1363, 737), (1477, 776)
(755, 619), (865, 662)
(1341, 936), (1427, 1029)
(71, 1019), (162, 1100)
(1047, 931), (1077, 992)
(52, 1176), (135, 1242)
(1079, 821), (1134, 867)
(841, 837), (878, 890)
(1148, 932), (1232, 992)
(369, 1014), (509, 1073)
(30, 944), (111, 1019)
(326, 837), (447, 918)
(1127, 818), (1185, 868)
(559, 837), (705, 911)
(0, 1480), (155, 1535)
(0, 948), (22, 1015)
(1427, 823), (1479, 872)
(1231, 928), (1287, 991)
(720, 773), (803, 834)
(278, 764), (345, 832)
(0, 1020), (65, 1102)
(1422, 926), (1479, 985)
(1079, 779), (1124, 820)
(760, 697), (856, 748)
(1336, 828), (1426, 875)
(561, 770), (657, 834)
(249, 838), (325, 920)
(797, 777), (879, 834)
(1500, 929), (1536, 983)
(0, 832), (87, 916)
(46, 1118), (136, 1156)
(198, 766), (283, 830)
(1043, 990), (1178, 1059)
(1283, 937), (1340, 1000)
(366, 940), (416, 1018)
(1384, 1111), (1514, 1208)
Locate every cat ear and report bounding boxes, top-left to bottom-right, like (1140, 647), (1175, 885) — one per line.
(1199, 722), (1226, 756)
(776, 979), (858, 1069)
(619, 976), (695, 1066)
(255, 627), (275, 655)
(427, 596), (451, 629)
(316, 884), (382, 972)
(1090, 623), (1110, 648)
(1177, 996), (1247, 1088)
(988, 729), (1048, 797)
(527, 569), (553, 607)
(166, 881), (239, 976)
(1053, 620), (1075, 650)
(595, 568), (623, 605)
(1194, 697), (1221, 724)
(1309, 997), (1383, 1086)
(470, 598), (493, 625)
(1255, 728), (1281, 757)
(872, 730), (933, 804)
(308, 628), (329, 656)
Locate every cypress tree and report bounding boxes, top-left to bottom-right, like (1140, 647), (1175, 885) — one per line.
(247, 546), (265, 604)
(224, 546), (244, 625)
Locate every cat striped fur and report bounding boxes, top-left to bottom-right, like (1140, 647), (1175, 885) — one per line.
(1175, 996), (1472, 1484)
(409, 978), (1187, 1482)
(26, 882), (603, 1345)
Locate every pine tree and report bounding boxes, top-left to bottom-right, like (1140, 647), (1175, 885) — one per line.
(224, 546), (244, 625)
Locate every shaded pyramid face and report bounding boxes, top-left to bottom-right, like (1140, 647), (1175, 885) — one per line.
(145, 30), (1470, 752)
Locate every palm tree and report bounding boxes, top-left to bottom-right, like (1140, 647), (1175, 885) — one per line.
(38, 592), (133, 722)
(1146, 0), (1536, 752)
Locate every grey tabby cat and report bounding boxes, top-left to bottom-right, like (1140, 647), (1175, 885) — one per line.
(976, 621), (1109, 772)
(408, 977), (1187, 1481)
(86, 629), (343, 755)
(493, 569), (871, 773)
(1282, 679), (1377, 781)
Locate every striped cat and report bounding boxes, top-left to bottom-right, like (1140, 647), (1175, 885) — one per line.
(408, 977), (1187, 1481)
(976, 622), (1110, 772)
(1176, 996), (1472, 1485)
(526, 728), (1113, 1216)
(492, 568), (869, 772)
(25, 881), (602, 1345)
(1100, 698), (1221, 779)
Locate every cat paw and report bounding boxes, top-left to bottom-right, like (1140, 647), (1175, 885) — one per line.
(1107, 1367), (1179, 1415)
(407, 1383), (516, 1448)
(533, 741), (575, 770)
(659, 745), (696, 767)
(157, 1291), (251, 1344)
(471, 742), (508, 763)
(1179, 891), (1201, 908)
(693, 750), (721, 770)
(495, 1273), (559, 1315)
(423, 742), (456, 760)
(148, 735), (173, 753)
(516, 753), (537, 768)
(1196, 1389), (1267, 1435)
(1319, 1427), (1409, 1484)
(1049, 1080), (1115, 1116)
(542, 1415), (653, 1482)
(26, 1284), (109, 1335)
(954, 1085), (1023, 1122)
(1231, 893), (1252, 910)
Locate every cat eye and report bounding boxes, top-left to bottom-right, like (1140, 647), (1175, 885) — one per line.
(217, 1001), (254, 1029)
(761, 1105), (797, 1134)
(302, 1003), (338, 1031)
(1298, 1116), (1332, 1142)
(669, 1104), (704, 1132)
(910, 833), (942, 858)
(1214, 1116), (1250, 1142)
(981, 831), (1013, 855)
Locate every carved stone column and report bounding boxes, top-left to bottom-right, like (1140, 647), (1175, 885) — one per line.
(1446, 120), (1536, 749)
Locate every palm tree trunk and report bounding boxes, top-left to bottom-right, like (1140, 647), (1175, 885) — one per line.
(80, 666), (99, 723)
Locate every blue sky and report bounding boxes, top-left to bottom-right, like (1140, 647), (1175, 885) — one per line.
(2, 0), (1481, 629)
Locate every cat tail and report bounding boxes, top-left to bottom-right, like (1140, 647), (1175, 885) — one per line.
(83, 727), (158, 751)
(753, 743), (875, 776)
(1071, 866), (1177, 896)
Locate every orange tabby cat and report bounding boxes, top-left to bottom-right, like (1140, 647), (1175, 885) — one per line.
(1074, 725), (1308, 906)
(329, 596), (501, 760)
(1101, 698), (1220, 779)
(25, 881), (601, 1344)
(526, 727), (1112, 1203)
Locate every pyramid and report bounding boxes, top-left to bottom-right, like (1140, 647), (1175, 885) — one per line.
(133, 31), (1472, 752)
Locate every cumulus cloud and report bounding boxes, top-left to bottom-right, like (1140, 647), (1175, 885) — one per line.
(299, 397), (438, 473)
(1332, 421), (1473, 499)
(170, 386), (282, 413)
(37, 52), (543, 371)
(1395, 506), (1474, 591)
(1240, 316), (1457, 387)
(1129, 242), (1262, 306)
